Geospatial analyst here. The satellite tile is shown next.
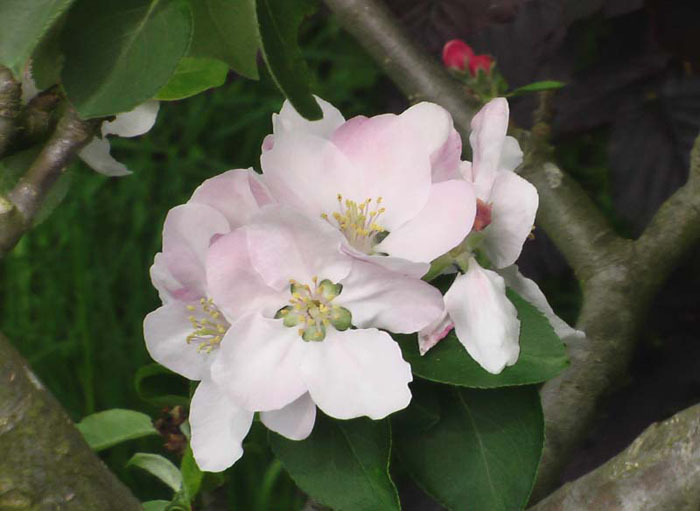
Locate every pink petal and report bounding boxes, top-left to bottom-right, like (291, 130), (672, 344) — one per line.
(418, 309), (454, 355)
(376, 179), (476, 263)
(469, 98), (509, 191)
(190, 168), (272, 229)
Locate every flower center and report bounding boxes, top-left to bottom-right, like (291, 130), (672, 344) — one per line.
(322, 194), (387, 254)
(185, 298), (229, 353)
(275, 277), (352, 342)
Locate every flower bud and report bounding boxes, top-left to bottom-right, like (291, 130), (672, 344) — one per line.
(442, 39), (474, 71)
(468, 54), (494, 76)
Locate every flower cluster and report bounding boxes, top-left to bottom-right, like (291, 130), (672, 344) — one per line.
(144, 96), (580, 471)
(442, 39), (494, 77)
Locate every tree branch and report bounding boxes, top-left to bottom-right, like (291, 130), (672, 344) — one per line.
(324, 0), (700, 503)
(0, 105), (98, 257)
(0, 333), (142, 510)
(0, 65), (21, 158)
(529, 404), (700, 511)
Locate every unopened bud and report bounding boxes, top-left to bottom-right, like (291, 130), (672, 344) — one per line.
(442, 39), (474, 71)
(468, 54), (494, 76)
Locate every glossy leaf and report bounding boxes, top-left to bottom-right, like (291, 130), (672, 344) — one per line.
(189, 0), (260, 79)
(76, 409), (158, 451)
(256, 0), (322, 120)
(270, 415), (400, 511)
(156, 57), (228, 100)
(61, 0), (192, 118)
(0, 0), (75, 76)
(394, 384), (544, 511)
(400, 290), (568, 388)
(181, 446), (203, 500)
(127, 453), (182, 492)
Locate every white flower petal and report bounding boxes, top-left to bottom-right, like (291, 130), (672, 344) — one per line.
(143, 302), (213, 381)
(190, 380), (254, 472)
(101, 100), (160, 138)
(211, 314), (308, 412)
(498, 265), (585, 343)
(190, 168), (272, 230)
(481, 171), (539, 268)
(245, 206), (351, 291)
(260, 393), (316, 441)
(444, 260), (520, 374)
(337, 258), (444, 333)
(469, 98), (509, 181)
(78, 137), (131, 176)
(301, 328), (412, 420)
(376, 179), (475, 263)
(499, 136), (523, 172)
(272, 97), (345, 140)
(161, 203), (230, 298)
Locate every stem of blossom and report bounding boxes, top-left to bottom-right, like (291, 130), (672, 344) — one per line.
(0, 65), (21, 158)
(0, 332), (143, 510)
(528, 403), (700, 511)
(0, 105), (99, 258)
(324, 0), (700, 503)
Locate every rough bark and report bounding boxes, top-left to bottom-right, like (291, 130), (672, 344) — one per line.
(0, 333), (142, 510)
(529, 404), (700, 511)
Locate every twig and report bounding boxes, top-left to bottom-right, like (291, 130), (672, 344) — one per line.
(0, 105), (99, 257)
(0, 332), (142, 510)
(0, 65), (21, 157)
(529, 403), (700, 511)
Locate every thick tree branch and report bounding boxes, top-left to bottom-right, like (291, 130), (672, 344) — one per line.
(324, 0), (700, 503)
(529, 404), (700, 511)
(0, 105), (98, 257)
(0, 333), (142, 510)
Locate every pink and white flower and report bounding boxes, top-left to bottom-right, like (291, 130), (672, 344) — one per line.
(259, 98), (476, 276)
(143, 169), (271, 470)
(202, 206), (443, 451)
(420, 98), (580, 374)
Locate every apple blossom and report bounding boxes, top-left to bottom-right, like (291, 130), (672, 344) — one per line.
(143, 169), (272, 470)
(259, 98), (476, 276)
(420, 98), (580, 374)
(198, 206), (443, 463)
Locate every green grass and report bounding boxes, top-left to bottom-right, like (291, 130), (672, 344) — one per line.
(0, 19), (384, 507)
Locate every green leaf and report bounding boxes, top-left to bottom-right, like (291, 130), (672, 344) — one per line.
(256, 0), (322, 120)
(127, 453), (183, 492)
(188, 0), (260, 79)
(394, 384), (544, 511)
(0, 0), (75, 77)
(61, 0), (193, 118)
(76, 409), (158, 451)
(142, 501), (170, 511)
(509, 80), (566, 96)
(134, 363), (191, 407)
(400, 290), (568, 388)
(30, 12), (66, 90)
(269, 415), (400, 511)
(156, 57), (228, 100)
(181, 446), (203, 500)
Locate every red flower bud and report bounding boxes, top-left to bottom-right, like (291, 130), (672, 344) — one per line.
(468, 54), (494, 76)
(473, 199), (493, 231)
(442, 39), (474, 71)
